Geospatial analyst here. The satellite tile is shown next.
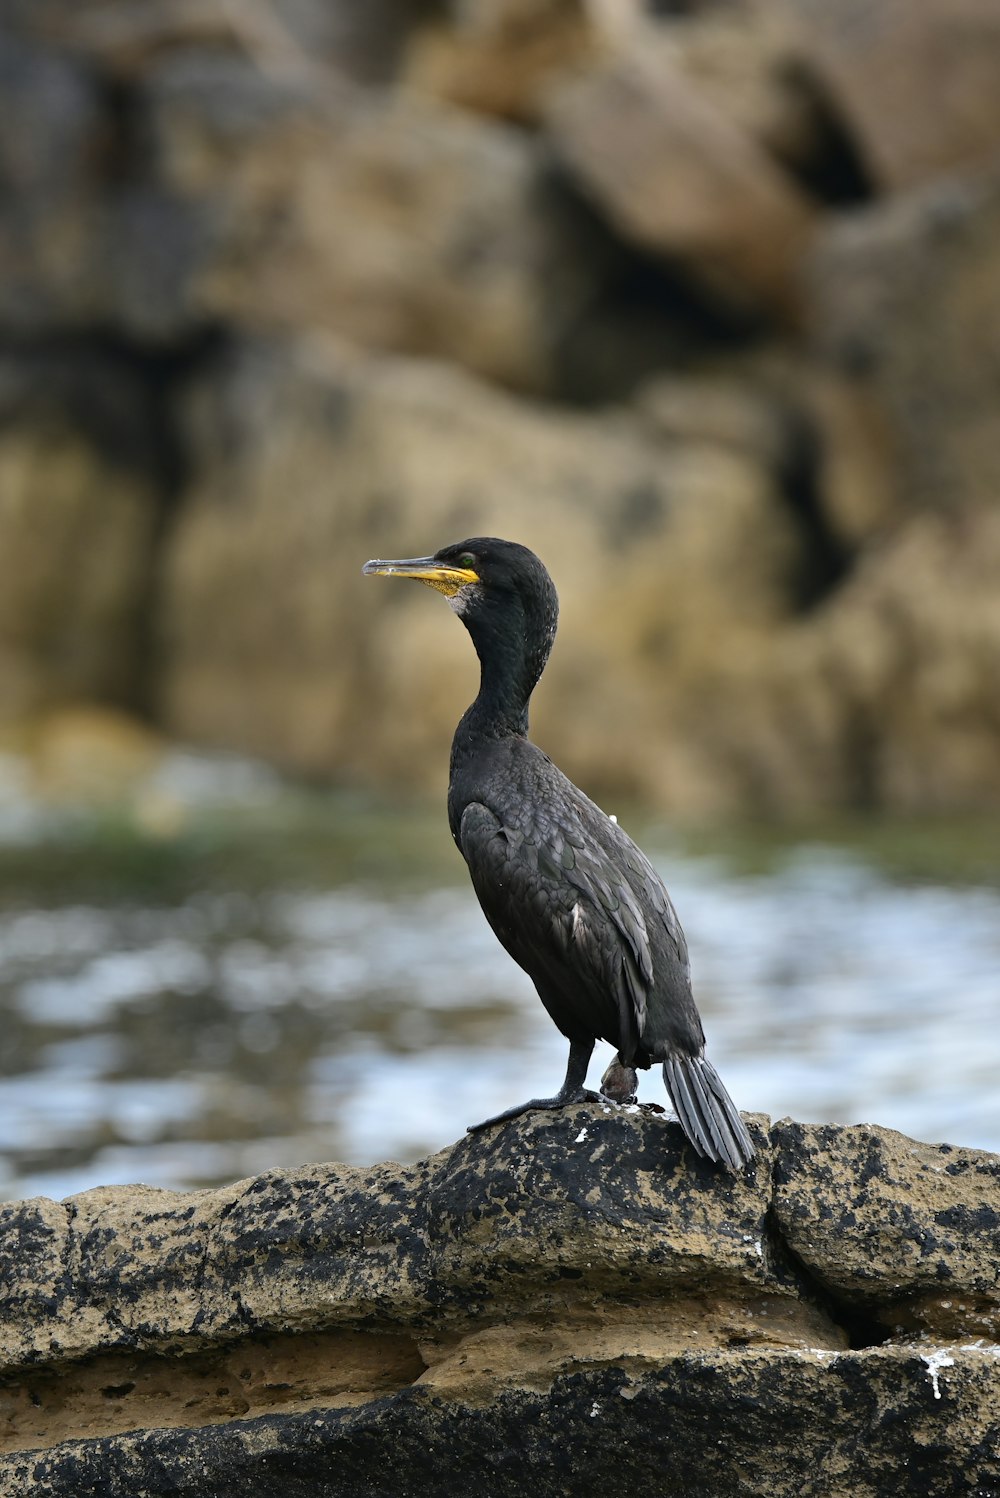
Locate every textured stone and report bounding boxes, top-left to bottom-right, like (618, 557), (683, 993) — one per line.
(4, 1347), (1000, 1498)
(787, 0), (1000, 191)
(405, 0), (596, 122)
(722, 506), (1000, 814)
(774, 1120), (1000, 1337)
(809, 168), (1000, 517)
(13, 0), (431, 85)
(157, 336), (801, 807)
(0, 404), (158, 721)
(548, 48), (816, 318)
(134, 52), (604, 387)
(632, 0), (821, 174)
(1, 1114), (999, 1493)
(0, 31), (105, 335)
(0, 1106), (777, 1375)
(3, 0), (1000, 820)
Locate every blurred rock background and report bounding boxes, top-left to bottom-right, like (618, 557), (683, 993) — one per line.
(4, 0), (1000, 818)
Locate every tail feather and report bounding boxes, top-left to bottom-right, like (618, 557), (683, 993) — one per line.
(661, 1054), (755, 1171)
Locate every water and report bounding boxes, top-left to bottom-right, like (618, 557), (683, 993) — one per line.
(0, 773), (999, 1201)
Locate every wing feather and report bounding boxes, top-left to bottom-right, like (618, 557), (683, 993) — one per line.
(459, 799), (661, 1047)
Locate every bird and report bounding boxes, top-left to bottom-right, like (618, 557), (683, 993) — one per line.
(362, 537), (755, 1170)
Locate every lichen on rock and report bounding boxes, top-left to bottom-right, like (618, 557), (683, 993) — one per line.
(1, 1110), (999, 1494)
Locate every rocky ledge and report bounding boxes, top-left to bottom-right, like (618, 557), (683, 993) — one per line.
(1, 1109), (999, 1496)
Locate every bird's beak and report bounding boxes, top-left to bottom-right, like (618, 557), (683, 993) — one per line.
(362, 555), (479, 598)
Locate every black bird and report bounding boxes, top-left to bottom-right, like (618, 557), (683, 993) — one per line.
(363, 538), (754, 1170)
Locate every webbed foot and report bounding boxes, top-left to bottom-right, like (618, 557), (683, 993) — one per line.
(467, 1087), (599, 1134)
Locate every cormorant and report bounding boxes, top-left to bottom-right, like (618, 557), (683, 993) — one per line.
(363, 538), (754, 1170)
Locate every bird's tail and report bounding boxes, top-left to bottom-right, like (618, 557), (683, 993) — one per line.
(661, 1054), (755, 1171)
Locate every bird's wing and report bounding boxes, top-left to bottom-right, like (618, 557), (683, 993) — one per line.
(458, 800), (661, 1044)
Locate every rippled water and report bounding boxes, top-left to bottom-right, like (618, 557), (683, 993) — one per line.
(1, 776), (999, 1201)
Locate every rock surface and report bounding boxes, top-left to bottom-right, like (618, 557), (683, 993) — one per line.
(3, 2), (1000, 814)
(157, 336), (802, 808)
(0, 1110), (998, 1494)
(787, 0), (1000, 191)
(811, 166), (1000, 516)
(548, 48), (816, 319)
(0, 356), (159, 720)
(136, 53), (603, 389)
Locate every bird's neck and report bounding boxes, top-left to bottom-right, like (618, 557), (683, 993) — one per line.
(452, 596), (556, 753)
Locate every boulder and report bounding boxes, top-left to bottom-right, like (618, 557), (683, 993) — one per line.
(405, 0), (596, 122)
(12, 0), (431, 85)
(0, 31), (105, 335)
(614, 0), (820, 177)
(786, 0), (1000, 191)
(0, 16), (610, 386)
(809, 167), (1000, 517)
(547, 47), (816, 319)
(0, 1111), (998, 1494)
(774, 1119), (1000, 1337)
(669, 161), (1000, 814)
(703, 503), (1000, 813)
(127, 52), (606, 387)
(157, 336), (803, 808)
(0, 359), (159, 721)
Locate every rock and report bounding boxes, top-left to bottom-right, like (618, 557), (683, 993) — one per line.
(0, 18), (610, 385)
(809, 168), (1000, 517)
(0, 1107), (781, 1371)
(622, 0), (821, 176)
(774, 1120), (1000, 1338)
(130, 52), (605, 387)
(157, 337), (802, 808)
(635, 371), (791, 468)
(547, 47), (817, 319)
(792, 366), (898, 550)
(710, 506), (1000, 813)
(0, 31), (105, 335)
(0, 1111), (999, 1493)
(12, 0), (431, 85)
(787, 0), (1000, 191)
(0, 376), (159, 722)
(4, 0), (1000, 820)
(7, 1347), (1000, 1497)
(405, 0), (597, 122)
(676, 163), (1000, 814)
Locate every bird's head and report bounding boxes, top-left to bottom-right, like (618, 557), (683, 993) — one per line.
(363, 537), (559, 699)
(364, 536), (557, 625)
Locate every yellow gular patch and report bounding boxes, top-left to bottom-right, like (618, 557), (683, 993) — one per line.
(411, 567), (479, 597)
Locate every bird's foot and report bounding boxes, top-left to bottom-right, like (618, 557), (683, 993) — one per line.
(599, 1060), (639, 1106)
(467, 1088), (600, 1134)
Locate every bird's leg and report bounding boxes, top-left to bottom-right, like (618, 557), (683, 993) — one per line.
(466, 1038), (597, 1133)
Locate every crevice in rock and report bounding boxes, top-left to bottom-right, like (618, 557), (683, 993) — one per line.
(544, 175), (769, 407)
(95, 76), (149, 190)
(763, 1202), (889, 1351)
(773, 400), (854, 613)
(0, 323), (228, 721)
(107, 326), (230, 724)
(770, 65), (875, 208)
(763, 1144), (890, 1353)
(0, 1329), (428, 1456)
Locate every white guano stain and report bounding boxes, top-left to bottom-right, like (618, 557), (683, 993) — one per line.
(574, 1127), (589, 1144)
(921, 1349), (955, 1400)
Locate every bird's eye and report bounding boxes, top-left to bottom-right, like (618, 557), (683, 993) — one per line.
(456, 553), (477, 569)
